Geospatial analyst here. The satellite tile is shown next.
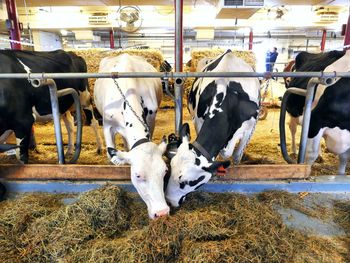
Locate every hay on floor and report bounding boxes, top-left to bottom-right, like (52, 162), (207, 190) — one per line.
(0, 185), (349, 263)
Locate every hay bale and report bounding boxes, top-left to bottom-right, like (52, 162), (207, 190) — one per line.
(73, 49), (164, 95)
(21, 185), (132, 262)
(0, 193), (63, 263)
(183, 48), (257, 97)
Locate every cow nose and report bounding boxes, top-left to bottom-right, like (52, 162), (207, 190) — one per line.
(154, 208), (170, 218)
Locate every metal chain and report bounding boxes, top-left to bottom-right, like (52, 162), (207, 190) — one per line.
(113, 78), (150, 135)
(234, 79), (271, 164)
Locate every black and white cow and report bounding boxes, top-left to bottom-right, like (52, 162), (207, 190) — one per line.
(165, 50), (260, 207)
(0, 50), (102, 162)
(94, 54), (169, 219)
(286, 50), (350, 174)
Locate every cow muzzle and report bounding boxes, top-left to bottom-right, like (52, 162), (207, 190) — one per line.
(153, 207), (170, 218)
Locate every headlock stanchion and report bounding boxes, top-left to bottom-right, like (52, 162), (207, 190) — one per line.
(279, 77), (337, 165)
(0, 70), (349, 164)
(31, 78), (82, 164)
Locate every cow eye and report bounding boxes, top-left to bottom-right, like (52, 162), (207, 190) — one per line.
(136, 174), (146, 182)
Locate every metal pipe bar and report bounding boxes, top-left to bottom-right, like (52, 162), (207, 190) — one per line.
(174, 0), (183, 136)
(174, 78), (183, 136)
(279, 89), (305, 164)
(45, 79), (65, 164)
(56, 88), (82, 164)
(0, 71), (350, 80)
(298, 77), (337, 163)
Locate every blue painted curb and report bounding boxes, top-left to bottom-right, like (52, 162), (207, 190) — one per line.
(1, 176), (350, 194)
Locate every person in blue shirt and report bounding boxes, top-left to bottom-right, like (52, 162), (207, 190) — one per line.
(265, 47), (279, 72)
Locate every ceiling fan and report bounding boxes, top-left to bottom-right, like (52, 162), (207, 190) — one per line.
(117, 6), (143, 33)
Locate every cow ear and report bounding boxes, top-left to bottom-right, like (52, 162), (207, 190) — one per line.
(158, 135), (167, 155)
(116, 150), (131, 163)
(202, 160), (231, 173)
(180, 123), (190, 142)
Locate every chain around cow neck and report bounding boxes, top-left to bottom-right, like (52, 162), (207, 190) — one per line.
(113, 78), (151, 136)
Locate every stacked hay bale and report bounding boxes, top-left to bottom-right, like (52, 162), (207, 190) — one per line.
(183, 48), (257, 98)
(73, 49), (164, 94)
(73, 48), (174, 108)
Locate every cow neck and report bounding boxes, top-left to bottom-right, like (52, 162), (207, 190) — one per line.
(192, 141), (212, 161)
(131, 138), (150, 150)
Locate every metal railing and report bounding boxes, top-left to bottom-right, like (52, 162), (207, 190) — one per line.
(1, 70), (349, 165)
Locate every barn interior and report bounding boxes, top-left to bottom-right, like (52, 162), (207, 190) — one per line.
(0, 0), (350, 262)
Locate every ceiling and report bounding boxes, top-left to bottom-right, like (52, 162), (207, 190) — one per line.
(14, 0), (350, 7)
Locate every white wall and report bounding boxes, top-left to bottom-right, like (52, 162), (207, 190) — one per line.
(32, 30), (62, 51)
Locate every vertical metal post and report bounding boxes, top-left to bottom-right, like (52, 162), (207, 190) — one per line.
(297, 82), (316, 164)
(109, 29), (115, 49)
(344, 13), (350, 50)
(320, 29), (326, 51)
(48, 80), (65, 164)
(249, 29), (253, 50)
(5, 0), (21, 50)
(174, 0), (183, 136)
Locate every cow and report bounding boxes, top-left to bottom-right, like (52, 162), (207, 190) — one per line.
(165, 50), (260, 207)
(285, 50), (350, 174)
(93, 54), (169, 219)
(0, 50), (102, 162)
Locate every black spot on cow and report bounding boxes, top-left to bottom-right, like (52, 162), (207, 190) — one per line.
(123, 101), (126, 110)
(126, 122), (129, 126)
(142, 107), (148, 122)
(180, 181), (186, 189)
(189, 175), (205, 187)
(130, 123), (133, 127)
(215, 93), (224, 108)
(195, 158), (201, 166)
(197, 81), (217, 118)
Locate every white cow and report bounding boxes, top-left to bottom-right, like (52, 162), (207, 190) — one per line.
(94, 54), (169, 219)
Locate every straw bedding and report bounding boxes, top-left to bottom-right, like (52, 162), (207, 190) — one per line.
(0, 185), (349, 263)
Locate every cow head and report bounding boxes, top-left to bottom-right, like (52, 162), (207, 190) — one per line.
(165, 124), (230, 207)
(108, 140), (169, 219)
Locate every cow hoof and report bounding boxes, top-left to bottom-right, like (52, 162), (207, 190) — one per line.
(290, 153), (297, 160)
(110, 156), (126, 165)
(96, 148), (102, 155)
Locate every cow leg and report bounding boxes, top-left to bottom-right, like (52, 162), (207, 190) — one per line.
(288, 116), (299, 158)
(62, 111), (74, 155)
(103, 123), (126, 165)
(305, 129), (324, 166)
(29, 126), (38, 152)
(220, 136), (239, 160)
(338, 148), (350, 175)
(90, 113), (103, 154)
(13, 118), (34, 164)
(84, 105), (103, 154)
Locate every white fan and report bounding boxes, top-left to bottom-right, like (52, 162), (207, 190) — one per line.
(117, 6), (142, 33)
